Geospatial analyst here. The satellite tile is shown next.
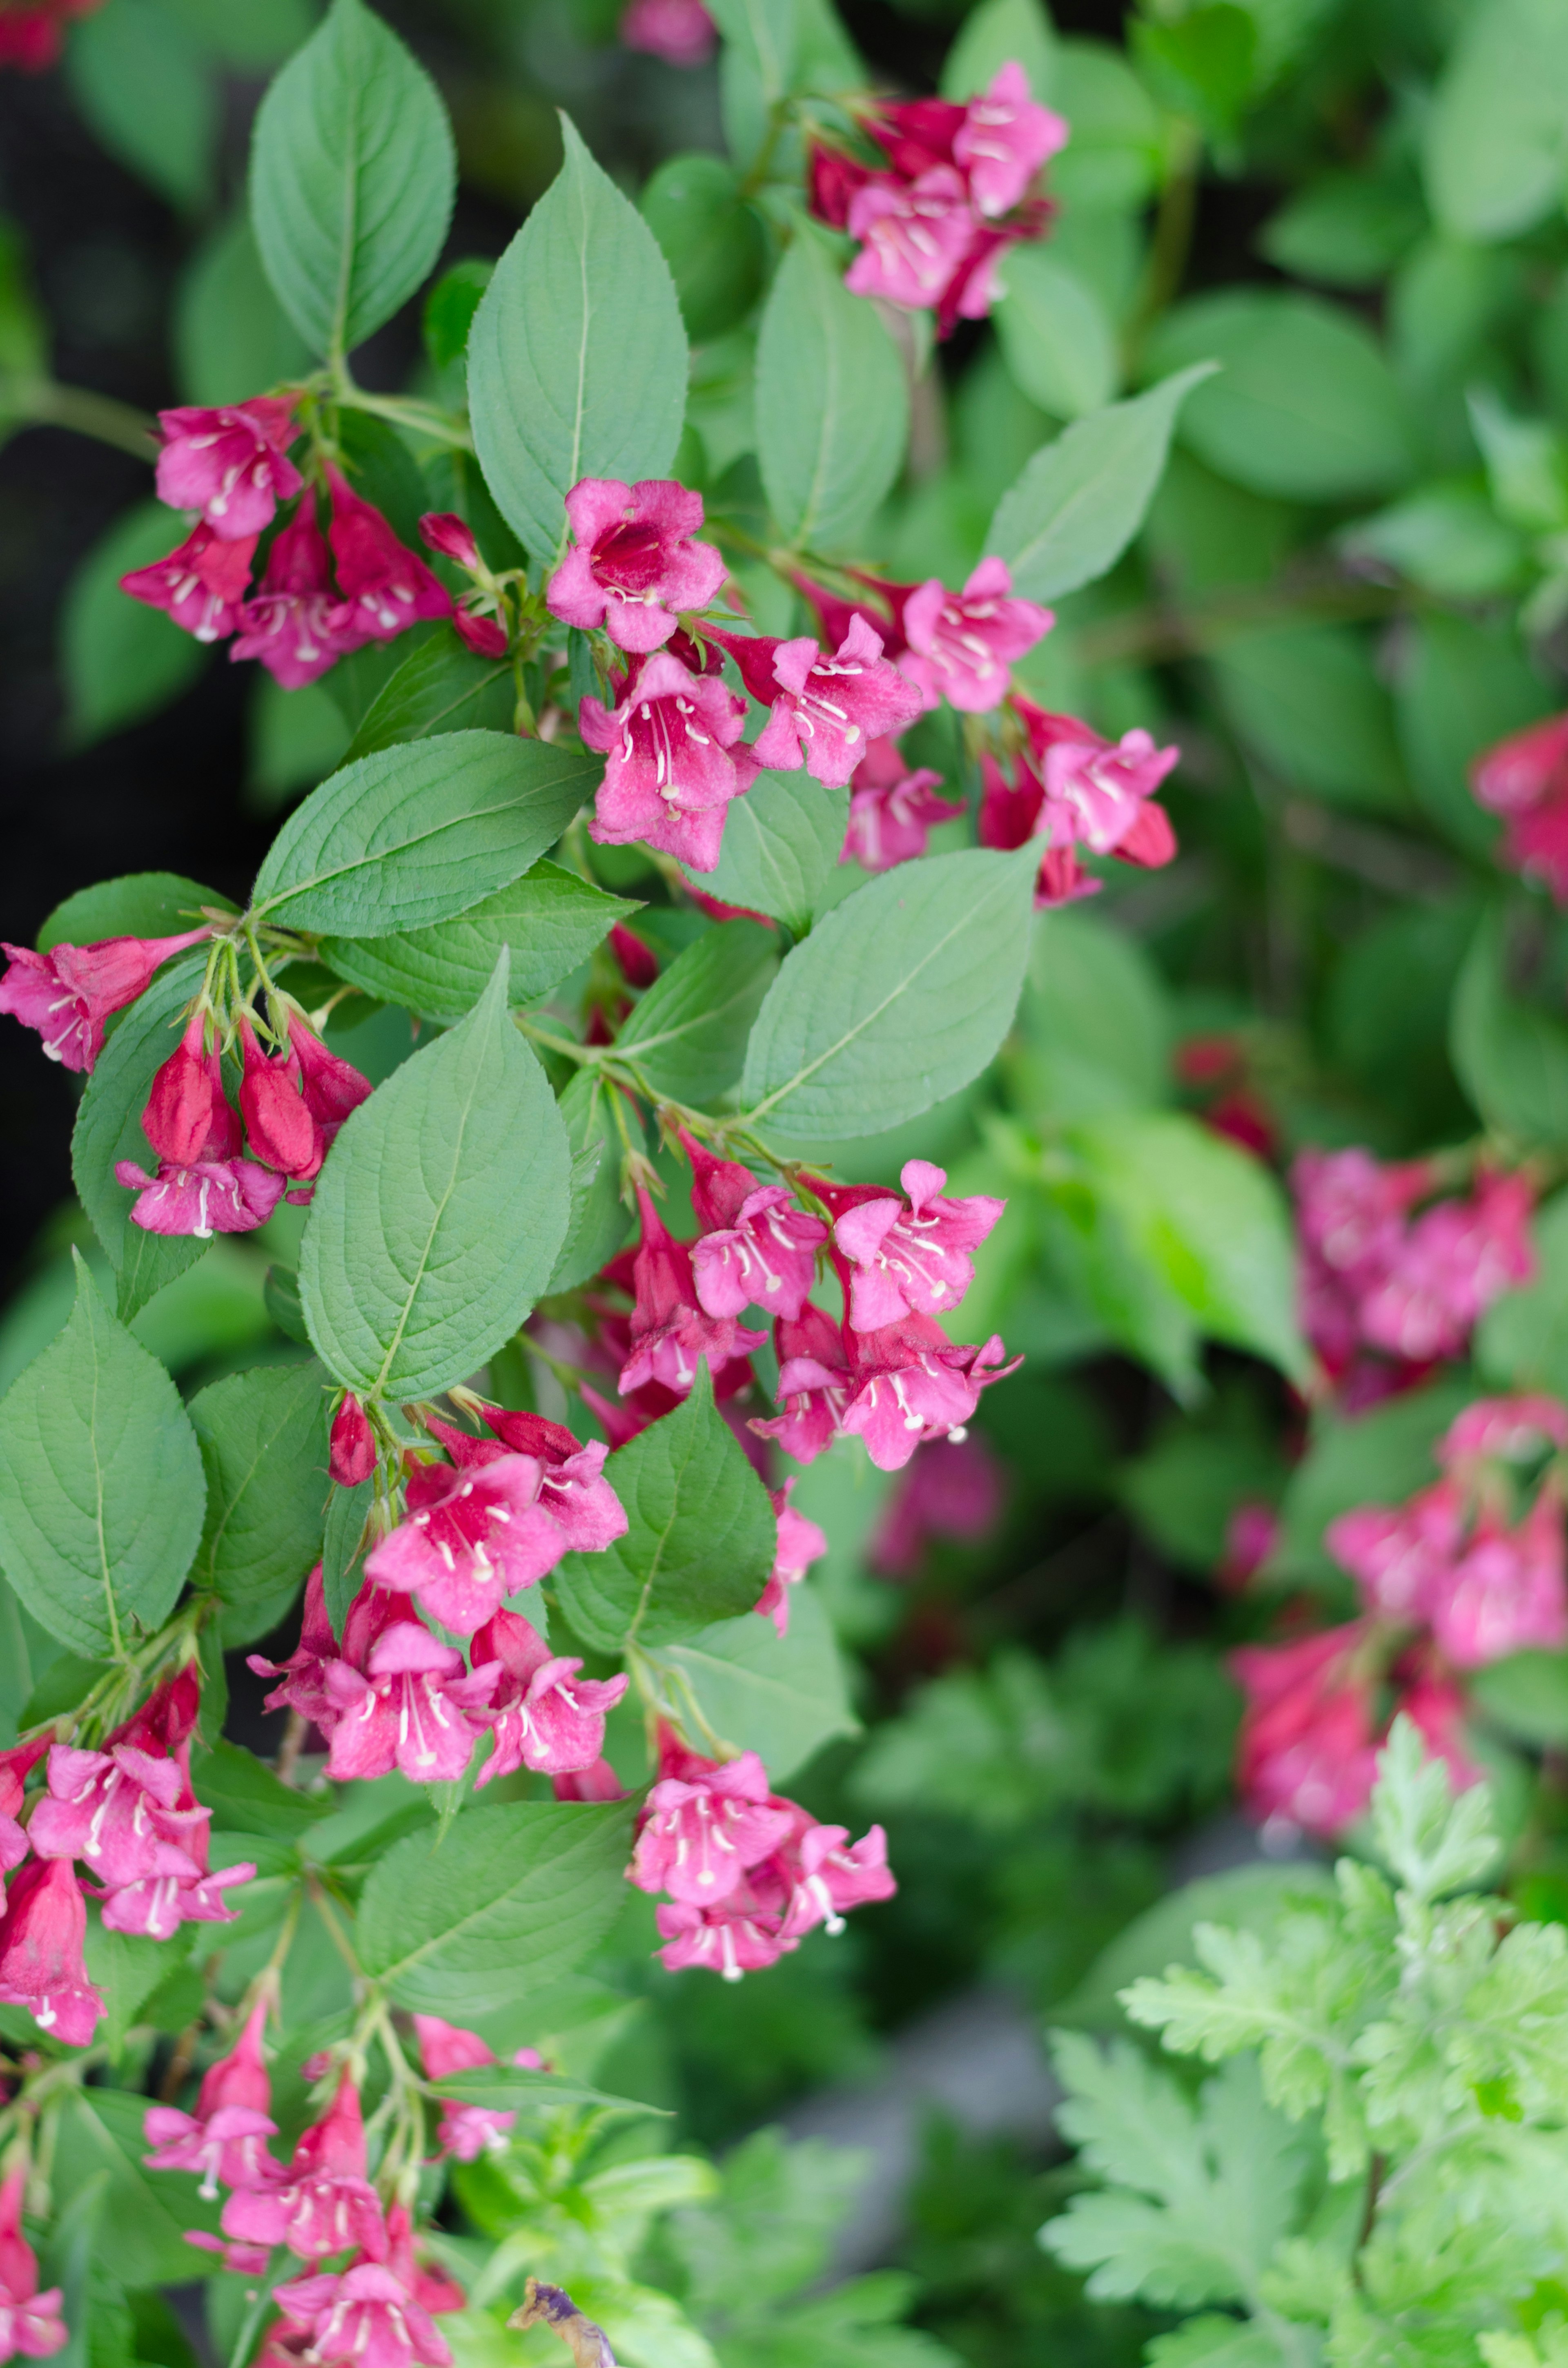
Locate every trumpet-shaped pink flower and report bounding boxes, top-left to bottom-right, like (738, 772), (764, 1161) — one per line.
(1470, 711), (1568, 903)
(896, 559), (1052, 713)
(548, 478), (726, 653)
(422, 1407), (628, 1560)
(470, 1609), (628, 1783)
(272, 2261), (452, 2368)
(224, 2072), (386, 2263)
(1440, 1394), (1568, 1467)
(322, 1622), (499, 1784)
(290, 1017), (373, 1145)
(231, 504), (365, 690)
(0, 927), (208, 1074)
(1021, 700), (1180, 854)
(1360, 1173), (1535, 1365)
(29, 1738), (205, 1890)
(630, 1749), (793, 1907)
(143, 1012), (228, 1166)
(330, 1394), (376, 1487)
(681, 1132), (827, 1321)
(247, 1570), (408, 1732)
(0, 1858), (104, 2047)
(0, 2171), (67, 2362)
(619, 1187), (766, 1396)
(620, 0), (715, 63)
(842, 737), (963, 872)
(97, 1745), (254, 1941)
(155, 397), (301, 540)
(0, 1739), (46, 1875)
(748, 1303), (855, 1465)
(708, 617), (923, 792)
(412, 2016), (548, 2161)
(1230, 1623), (1380, 1840)
(845, 166), (984, 316)
(837, 1315), (1020, 1473)
(768, 1813), (896, 1941)
(119, 523), (258, 643)
(1426, 1486), (1568, 1669)
(326, 468), (452, 645)
(755, 1481), (827, 1636)
(239, 1017), (321, 1180)
(143, 1997), (281, 2195)
(655, 1893), (791, 1980)
(114, 1154), (285, 1239)
(817, 1160), (1005, 1332)
(1327, 1480), (1465, 1623)
(364, 1452), (570, 1637)
(950, 64), (1069, 219)
(581, 651), (755, 872)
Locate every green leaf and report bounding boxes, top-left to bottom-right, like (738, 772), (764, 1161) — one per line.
(356, 1798), (633, 2016)
(252, 731), (600, 936)
(1470, 1650), (1568, 1747)
(1371, 1715), (1501, 1900)
(299, 950), (573, 1399)
(322, 865), (636, 1021)
(1131, 7), (1256, 143)
(1272, 1376), (1474, 1589)
(553, 1364), (776, 1654)
(615, 918), (778, 1104)
(71, 951), (212, 1319)
(193, 1735), (334, 1838)
(755, 223), (910, 552)
(994, 248), (1118, 421)
(1392, 615), (1545, 859)
(1058, 1860), (1338, 2030)
(548, 1072), (638, 1294)
(52, 2088), (223, 2286)
(341, 633), (517, 764)
(1257, 173), (1426, 291)
(188, 1361), (327, 1636)
(468, 115), (688, 561)
(174, 210), (314, 406)
(1477, 1188), (1568, 1399)
(1009, 905), (1170, 1122)
(434, 2062), (665, 2117)
(1422, 0), (1568, 243)
(987, 366), (1217, 601)
(647, 1587), (859, 1783)
(1342, 482), (1524, 602)
(1049, 40), (1162, 212)
(1450, 909), (1568, 1147)
(66, 0), (217, 212)
(0, 1254), (205, 1659)
(323, 1473), (374, 1639)
(85, 1915), (192, 2051)
(641, 152), (766, 346)
(940, 0), (1057, 98)
(38, 2170), (108, 2368)
(1211, 625), (1408, 814)
(1146, 292), (1414, 501)
(248, 0), (456, 359)
(424, 257), (493, 372)
(741, 848), (1036, 1143)
(693, 774), (848, 936)
(37, 872), (226, 953)
(65, 502), (206, 748)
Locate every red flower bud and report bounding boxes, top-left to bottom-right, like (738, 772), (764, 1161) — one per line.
(454, 606), (509, 659)
(330, 1393), (376, 1487)
(144, 1013), (220, 1165)
(609, 924), (658, 989)
(239, 1019), (321, 1179)
(418, 511), (481, 569)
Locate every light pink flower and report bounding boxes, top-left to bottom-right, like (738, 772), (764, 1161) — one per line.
(224, 2072), (386, 2263)
(709, 616), (924, 792)
(231, 503), (365, 690)
(1021, 700), (1180, 856)
(1361, 1174), (1535, 1365)
(322, 1622), (499, 1784)
(272, 2263), (452, 2368)
(620, 0), (715, 62)
(817, 1160), (1004, 1333)
(845, 165), (982, 314)
(423, 1407), (628, 1561)
(96, 1745), (254, 1941)
(756, 1480), (828, 1635)
(29, 1739), (205, 1891)
(748, 1303), (855, 1466)
(412, 2015), (548, 2161)
(619, 1187), (766, 1397)
(0, 2170), (67, 2362)
(120, 523), (258, 643)
(655, 1894), (791, 1979)
(470, 1608), (628, 1782)
(629, 1749), (793, 1908)
(1230, 1623), (1380, 1840)
(548, 478), (725, 654)
(114, 1154), (285, 1240)
(1441, 1394), (1568, 1468)
(896, 559), (1052, 714)
(365, 1453), (568, 1637)
(154, 397), (301, 540)
(0, 1858), (105, 2047)
(842, 736), (963, 872)
(581, 650), (755, 873)
(681, 1130), (827, 1322)
(837, 1315), (1020, 1472)
(768, 1813), (896, 1941)
(326, 468), (452, 645)
(0, 927), (208, 1074)
(951, 63), (1069, 219)
(1327, 1479), (1466, 1623)
(1426, 1486), (1568, 1668)
(143, 1997), (281, 2196)
(869, 1434), (1004, 1576)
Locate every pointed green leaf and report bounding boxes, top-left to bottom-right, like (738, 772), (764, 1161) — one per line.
(755, 222), (909, 552)
(322, 864), (637, 1020)
(188, 1360), (328, 1639)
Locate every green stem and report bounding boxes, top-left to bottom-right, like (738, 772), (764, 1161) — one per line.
(333, 381), (474, 452)
(6, 379), (156, 461)
(1124, 117), (1202, 363)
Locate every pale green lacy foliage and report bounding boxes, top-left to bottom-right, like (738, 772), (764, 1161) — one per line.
(1043, 1723), (1568, 2368)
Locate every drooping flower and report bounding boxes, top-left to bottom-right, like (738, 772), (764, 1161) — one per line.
(0, 2171), (67, 2362)
(364, 1452), (573, 1636)
(119, 524), (259, 644)
(707, 617), (923, 791)
(412, 2014), (547, 2161)
(629, 1748), (794, 1908)
(29, 1737), (205, 1891)
(271, 2259), (452, 2368)
(1425, 1484), (1568, 1669)
(842, 737), (964, 872)
(869, 1434), (1004, 1576)
(434, 1405), (630, 1557)
(845, 167), (988, 330)
(1327, 1480), (1466, 1623)
(816, 1160), (1005, 1333)
(681, 1132), (827, 1322)
(0, 927), (208, 1074)
(755, 1481), (827, 1636)
(154, 399), (302, 540)
(895, 559), (1053, 713)
(1470, 712), (1568, 903)
(0, 1739), (47, 1875)
(418, 513), (481, 570)
(223, 2071), (386, 2262)
(620, 0), (715, 64)
(330, 1394), (377, 1488)
(1359, 1172), (1535, 1366)
(949, 62), (1070, 218)
(548, 478), (726, 653)
(1229, 1623), (1381, 1840)
(239, 1017), (321, 1181)
(654, 1892), (792, 1980)
(978, 702), (1181, 908)
(116, 1151), (285, 1240)
(230, 503), (365, 690)
(836, 1314), (1021, 1473)
(289, 1016), (373, 1146)
(748, 1303), (855, 1466)
(579, 650), (755, 873)
(143, 1996), (282, 2196)
(97, 1746), (254, 1940)
(0, 1858), (105, 2046)
(326, 467), (452, 646)
(322, 1621), (500, 1784)
(619, 1187), (767, 1397)
(470, 1609), (628, 1784)
(766, 1811), (896, 1941)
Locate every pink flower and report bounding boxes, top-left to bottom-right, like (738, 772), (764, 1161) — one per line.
(1327, 1479), (1466, 1623)
(756, 1481), (828, 1635)
(842, 736), (964, 872)
(1361, 1173), (1535, 1365)
(1022, 700), (1180, 857)
(248, 1571), (410, 1733)
(239, 1017), (321, 1180)
(548, 478), (726, 654)
(0, 2171), (66, 2362)
(0, 1740), (46, 1876)
(272, 2261), (452, 2368)
(418, 513), (480, 570)
(120, 524), (258, 644)
(845, 165), (984, 319)
(455, 608), (508, 658)
(1471, 712), (1568, 903)
(1230, 1623), (1380, 1840)
(385, 2207), (465, 2320)
(115, 1153), (284, 1240)
(364, 1452), (571, 1636)
(620, 0), (715, 63)
(96, 1745), (254, 1940)
(330, 1394), (377, 1488)
(580, 650), (755, 873)
(322, 1621), (499, 1784)
(748, 1303), (855, 1465)
(0, 927), (208, 1074)
(708, 616), (923, 791)
(869, 1435), (1004, 1576)
(767, 1813), (896, 1941)
(143, 1997), (281, 2196)
(629, 1748), (794, 1908)
(950, 63), (1069, 219)
(412, 2015), (547, 2161)
(680, 1131), (827, 1321)
(896, 559), (1052, 714)
(326, 468), (452, 645)
(29, 1738), (205, 1890)
(552, 1759), (626, 1803)
(816, 1159), (1005, 1332)
(430, 1405), (629, 1558)
(231, 503), (365, 690)
(154, 398), (301, 540)
(290, 1017), (372, 1146)
(655, 1894), (791, 1980)
(224, 2072), (386, 2263)
(1397, 1672), (1484, 1794)
(470, 1608), (628, 1783)
(0, 1858), (105, 2047)
(837, 1314), (1021, 1472)
(619, 1188), (766, 1397)
(1426, 1486), (1568, 1668)
(1440, 1394), (1568, 1468)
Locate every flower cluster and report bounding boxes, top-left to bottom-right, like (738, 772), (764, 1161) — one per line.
(1294, 1148), (1534, 1399)
(809, 66), (1068, 336)
(0, 924), (211, 1073)
(1232, 1394), (1568, 1837)
(0, 2172), (65, 2362)
(120, 404), (451, 687)
(412, 2015), (547, 2162)
(629, 1735), (895, 1980)
(1470, 710), (1568, 902)
(979, 699), (1180, 906)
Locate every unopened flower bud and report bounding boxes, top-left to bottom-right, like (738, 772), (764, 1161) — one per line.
(418, 511), (481, 569)
(329, 1394), (376, 1488)
(144, 1014), (220, 1165)
(454, 606), (508, 659)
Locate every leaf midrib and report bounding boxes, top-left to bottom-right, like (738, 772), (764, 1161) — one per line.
(369, 1002), (495, 1395)
(255, 783), (544, 918)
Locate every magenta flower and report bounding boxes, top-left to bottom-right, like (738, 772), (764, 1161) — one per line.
(620, 0), (715, 64)
(364, 1452), (569, 1636)
(239, 1017), (321, 1180)
(224, 2072), (386, 2263)
(325, 468), (452, 646)
(231, 504), (364, 690)
(425, 1406), (629, 1559)
(755, 1480), (827, 1637)
(869, 1434), (1004, 1576)
(951, 63), (1069, 217)
(1230, 1623), (1380, 1840)
(1397, 1674), (1483, 1795)
(0, 1858), (105, 2047)
(0, 2170), (67, 2362)
(120, 523), (258, 644)
(29, 1739), (205, 1890)
(272, 2262), (452, 2368)
(552, 1758), (626, 1803)
(1471, 711), (1568, 905)
(96, 1746), (254, 1941)
(116, 1153), (285, 1240)
(1327, 1479), (1465, 1623)
(837, 1315), (1020, 1472)
(846, 165), (983, 316)
(413, 2016), (547, 2161)
(290, 1016), (373, 1145)
(619, 1187), (766, 1397)
(1023, 700), (1180, 854)
(655, 1894), (791, 1979)
(629, 1749), (794, 1908)
(143, 1997), (281, 2196)
(1426, 1487), (1568, 1669)
(418, 512), (480, 569)
(817, 1159), (1004, 1333)
(708, 616), (923, 791)
(1440, 1394), (1568, 1467)
(842, 736), (962, 872)
(0, 1740), (46, 1877)
(581, 650), (755, 872)
(247, 1569), (408, 1733)
(896, 559), (1052, 714)
(322, 1621), (499, 1784)
(1360, 1173), (1535, 1365)
(470, 1608), (628, 1784)
(680, 1130), (827, 1321)
(748, 1303), (855, 1465)
(771, 1816), (896, 1942)
(155, 397), (301, 540)
(0, 926), (209, 1074)
(330, 1394), (376, 1488)
(548, 478), (726, 654)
